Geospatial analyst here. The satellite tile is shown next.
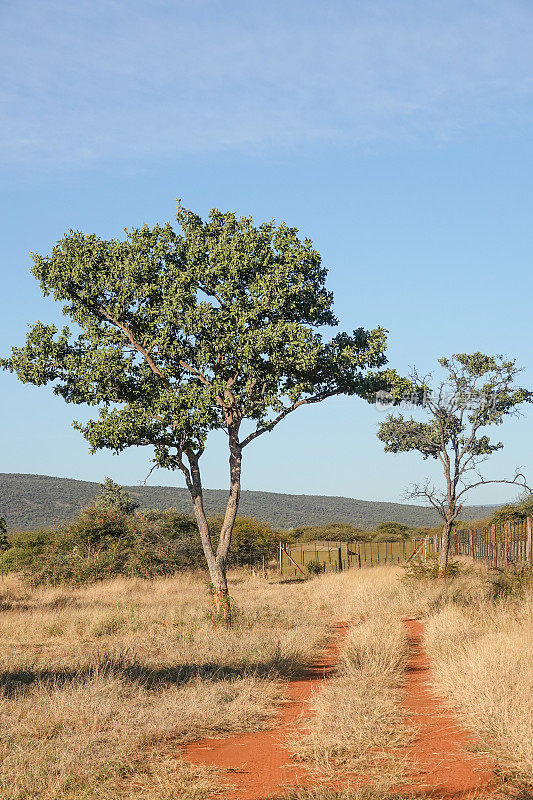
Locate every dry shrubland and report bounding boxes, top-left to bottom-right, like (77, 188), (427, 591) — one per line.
(424, 592), (533, 782)
(0, 570), (331, 800)
(0, 560), (531, 799)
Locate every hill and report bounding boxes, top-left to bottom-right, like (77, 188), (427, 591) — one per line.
(0, 473), (497, 531)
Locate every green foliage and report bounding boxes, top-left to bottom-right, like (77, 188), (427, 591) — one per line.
(1, 203), (401, 469)
(220, 515), (277, 564)
(401, 553), (463, 581)
(0, 516), (7, 550)
(306, 560), (325, 575)
(487, 565), (533, 601)
(0, 506), (203, 585)
(95, 477), (139, 515)
(287, 522), (363, 543)
(516, 492), (533, 519)
(373, 521), (412, 541)
(490, 504), (523, 526)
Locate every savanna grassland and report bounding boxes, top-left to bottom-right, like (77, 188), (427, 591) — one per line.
(0, 561), (531, 800)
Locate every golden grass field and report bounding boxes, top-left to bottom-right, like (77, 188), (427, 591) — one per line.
(0, 561), (531, 799)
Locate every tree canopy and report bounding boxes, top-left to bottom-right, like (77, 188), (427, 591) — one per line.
(95, 477), (140, 516)
(2, 202), (407, 618)
(377, 352), (531, 573)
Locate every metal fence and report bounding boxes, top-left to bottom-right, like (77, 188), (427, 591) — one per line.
(279, 537), (436, 578)
(451, 517), (532, 568)
(279, 517), (533, 578)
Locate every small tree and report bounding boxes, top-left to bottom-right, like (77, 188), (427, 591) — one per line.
(0, 516), (7, 551)
(2, 203), (407, 621)
(374, 521), (411, 540)
(490, 503), (523, 526)
(377, 353), (531, 575)
(95, 477), (140, 515)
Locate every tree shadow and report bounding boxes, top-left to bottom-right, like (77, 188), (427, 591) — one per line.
(0, 652), (302, 698)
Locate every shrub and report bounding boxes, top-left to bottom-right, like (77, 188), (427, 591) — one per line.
(209, 515), (278, 565)
(1, 507), (206, 585)
(306, 560), (324, 576)
(401, 553), (463, 582)
(287, 522), (363, 543)
(487, 564), (533, 601)
(373, 521), (412, 541)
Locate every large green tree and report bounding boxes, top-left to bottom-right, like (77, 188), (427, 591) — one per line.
(2, 203), (405, 619)
(377, 353), (531, 575)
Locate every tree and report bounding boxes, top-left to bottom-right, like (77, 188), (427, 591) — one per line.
(95, 477), (140, 515)
(0, 516), (7, 551)
(219, 515), (277, 565)
(373, 521), (412, 540)
(490, 503), (523, 526)
(377, 353), (531, 575)
(2, 202), (406, 621)
(516, 492), (533, 519)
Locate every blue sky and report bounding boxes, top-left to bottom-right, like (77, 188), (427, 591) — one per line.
(1, 0), (532, 505)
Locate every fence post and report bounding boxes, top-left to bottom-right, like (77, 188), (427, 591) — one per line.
(504, 520), (510, 565)
(491, 523), (497, 568)
(527, 517), (532, 564)
(469, 529), (473, 559)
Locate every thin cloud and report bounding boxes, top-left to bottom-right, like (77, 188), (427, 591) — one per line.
(2, 0), (533, 171)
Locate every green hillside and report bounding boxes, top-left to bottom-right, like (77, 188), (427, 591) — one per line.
(0, 473), (497, 531)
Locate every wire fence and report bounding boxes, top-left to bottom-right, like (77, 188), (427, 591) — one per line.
(451, 517), (532, 568)
(279, 537), (436, 577)
(279, 517), (533, 577)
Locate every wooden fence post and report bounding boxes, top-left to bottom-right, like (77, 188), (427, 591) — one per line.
(504, 520), (511, 565)
(469, 529), (473, 558)
(527, 517), (532, 564)
(491, 523), (497, 568)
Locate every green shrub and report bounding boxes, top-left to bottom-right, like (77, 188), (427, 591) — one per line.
(1, 506), (206, 585)
(209, 514), (278, 565)
(401, 553), (463, 582)
(306, 560), (324, 576)
(487, 565), (533, 601)
(373, 521), (413, 541)
(287, 522), (363, 543)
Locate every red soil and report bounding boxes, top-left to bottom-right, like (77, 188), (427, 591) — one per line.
(179, 620), (350, 800)
(399, 619), (497, 799)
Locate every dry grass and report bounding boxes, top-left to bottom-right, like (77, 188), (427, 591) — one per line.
(0, 569), (334, 800)
(2, 559), (530, 799)
(290, 567), (411, 789)
(424, 593), (533, 783)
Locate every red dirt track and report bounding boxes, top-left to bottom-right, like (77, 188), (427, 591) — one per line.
(180, 620), (350, 800)
(179, 618), (500, 800)
(399, 618), (496, 799)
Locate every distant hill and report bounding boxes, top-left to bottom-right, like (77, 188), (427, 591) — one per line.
(0, 473), (497, 531)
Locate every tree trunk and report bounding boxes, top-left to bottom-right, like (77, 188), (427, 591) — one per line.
(183, 450), (233, 625)
(184, 428), (243, 627)
(438, 519), (452, 576)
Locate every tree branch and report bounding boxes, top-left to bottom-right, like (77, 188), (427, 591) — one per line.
(239, 390), (338, 448)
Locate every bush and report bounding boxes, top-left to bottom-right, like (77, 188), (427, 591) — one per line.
(373, 521), (413, 541)
(306, 560), (324, 576)
(287, 522), (363, 543)
(401, 553), (463, 582)
(0, 506), (205, 585)
(209, 515), (278, 565)
(487, 564), (533, 601)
